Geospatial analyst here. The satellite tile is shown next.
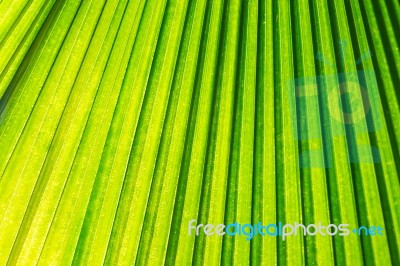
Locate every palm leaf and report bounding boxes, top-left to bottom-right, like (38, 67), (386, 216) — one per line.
(0, 0), (399, 264)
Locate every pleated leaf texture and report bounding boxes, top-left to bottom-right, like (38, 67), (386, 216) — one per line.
(0, 0), (399, 265)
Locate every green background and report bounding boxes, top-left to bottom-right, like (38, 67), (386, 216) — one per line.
(0, 0), (399, 264)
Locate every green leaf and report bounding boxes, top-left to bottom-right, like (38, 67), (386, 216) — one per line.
(0, 0), (399, 264)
